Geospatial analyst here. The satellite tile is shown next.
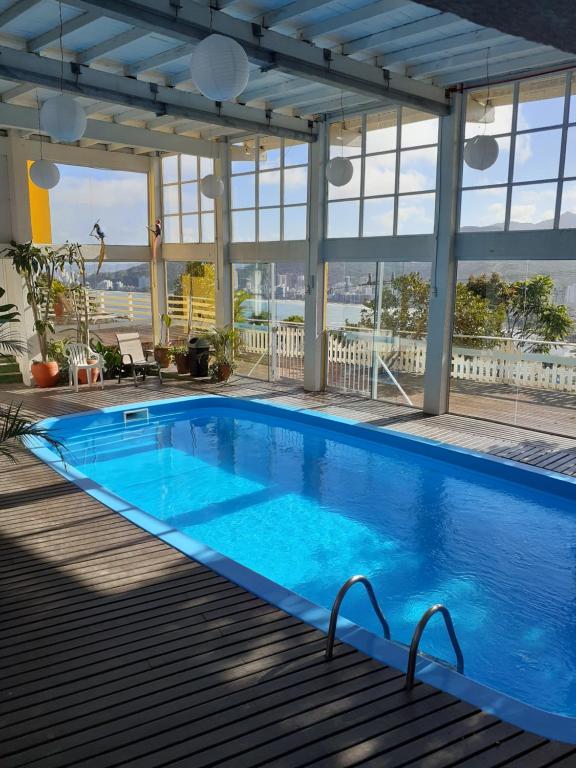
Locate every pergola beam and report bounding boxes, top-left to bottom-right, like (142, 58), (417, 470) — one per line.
(0, 45), (318, 142)
(374, 28), (509, 68)
(126, 43), (194, 75)
(69, 0), (450, 114)
(261, 0), (334, 29)
(27, 11), (100, 52)
(77, 27), (148, 64)
(343, 12), (468, 55)
(0, 101), (218, 155)
(0, 0), (43, 27)
(299, 0), (407, 40)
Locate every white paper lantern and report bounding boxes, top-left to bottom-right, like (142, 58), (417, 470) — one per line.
(464, 135), (499, 171)
(201, 174), (224, 199)
(326, 156), (354, 187)
(40, 94), (87, 142)
(190, 34), (249, 101)
(29, 159), (60, 190)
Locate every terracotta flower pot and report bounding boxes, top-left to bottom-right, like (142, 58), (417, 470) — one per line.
(78, 361), (100, 385)
(54, 300), (64, 319)
(154, 346), (172, 369)
(174, 352), (190, 375)
(32, 360), (60, 388)
(216, 362), (233, 382)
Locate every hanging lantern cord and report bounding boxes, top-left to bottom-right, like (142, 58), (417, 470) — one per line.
(58, 1), (64, 94)
(36, 90), (44, 161)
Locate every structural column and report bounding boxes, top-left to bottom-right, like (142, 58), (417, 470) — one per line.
(303, 125), (327, 391)
(149, 156), (167, 343)
(423, 94), (461, 415)
(215, 141), (232, 327)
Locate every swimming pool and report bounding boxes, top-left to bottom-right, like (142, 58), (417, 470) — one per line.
(34, 395), (576, 742)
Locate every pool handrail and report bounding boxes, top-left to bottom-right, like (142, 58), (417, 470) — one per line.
(405, 604), (464, 689)
(325, 575), (391, 660)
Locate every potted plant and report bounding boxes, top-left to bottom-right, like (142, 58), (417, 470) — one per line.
(2, 241), (85, 387)
(172, 343), (190, 375)
(206, 325), (241, 382)
(51, 279), (67, 319)
(154, 313), (173, 368)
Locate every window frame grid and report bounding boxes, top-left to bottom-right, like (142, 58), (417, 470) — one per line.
(229, 135), (309, 243)
(325, 108), (440, 239)
(460, 70), (576, 232)
(161, 154), (216, 244)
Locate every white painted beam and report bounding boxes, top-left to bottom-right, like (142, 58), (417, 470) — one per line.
(261, 0), (334, 29)
(0, 101), (218, 155)
(69, 0), (450, 114)
(0, 46), (319, 142)
(343, 12), (469, 55)
(1, 82), (35, 102)
(126, 43), (195, 75)
(436, 50), (576, 86)
(374, 28), (509, 68)
(299, 0), (408, 40)
(77, 27), (148, 64)
(0, 0), (43, 28)
(409, 40), (548, 79)
(27, 12), (100, 52)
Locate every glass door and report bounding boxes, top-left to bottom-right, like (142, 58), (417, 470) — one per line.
(233, 263), (273, 380)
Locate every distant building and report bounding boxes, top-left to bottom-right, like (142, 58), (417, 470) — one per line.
(97, 279), (113, 290)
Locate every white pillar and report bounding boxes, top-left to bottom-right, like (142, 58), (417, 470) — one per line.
(215, 141), (232, 327)
(303, 125), (327, 392)
(423, 94), (461, 415)
(149, 156), (166, 344)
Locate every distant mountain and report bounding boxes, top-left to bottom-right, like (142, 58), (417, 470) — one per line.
(461, 210), (576, 232)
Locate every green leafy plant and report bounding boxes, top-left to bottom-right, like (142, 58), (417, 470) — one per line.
(46, 338), (70, 383)
(0, 287), (25, 357)
(0, 402), (64, 462)
(158, 313), (172, 347)
(1, 241), (85, 361)
(90, 339), (121, 379)
(284, 314), (304, 324)
(206, 326), (241, 381)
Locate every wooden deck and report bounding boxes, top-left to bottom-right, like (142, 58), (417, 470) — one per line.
(1, 377), (575, 767)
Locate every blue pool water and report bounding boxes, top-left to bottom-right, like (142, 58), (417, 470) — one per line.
(45, 397), (576, 722)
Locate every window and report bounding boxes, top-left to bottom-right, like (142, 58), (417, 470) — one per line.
(29, 164), (148, 245)
(326, 108), (439, 238)
(460, 73), (576, 232)
(161, 154), (216, 244)
(230, 137), (308, 242)
(165, 261), (215, 334)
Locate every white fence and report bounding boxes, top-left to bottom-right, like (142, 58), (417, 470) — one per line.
(238, 323), (305, 381)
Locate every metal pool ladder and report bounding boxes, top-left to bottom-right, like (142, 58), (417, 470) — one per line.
(405, 604), (464, 689)
(324, 576), (464, 689)
(325, 575), (391, 660)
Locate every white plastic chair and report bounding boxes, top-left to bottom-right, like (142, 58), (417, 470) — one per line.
(64, 342), (105, 392)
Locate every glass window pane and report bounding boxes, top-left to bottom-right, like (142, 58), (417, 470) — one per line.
(509, 183), (557, 229)
(363, 197), (394, 236)
(326, 261), (377, 330)
(329, 118), (362, 158)
(570, 77), (576, 123)
(231, 139), (256, 174)
(465, 84), (514, 138)
(163, 185), (179, 215)
(518, 75), (566, 130)
(284, 139), (308, 166)
(182, 214), (199, 243)
(327, 157), (362, 200)
(401, 108), (439, 148)
(180, 155), (197, 182)
(200, 190), (214, 212)
(364, 153), (396, 197)
(232, 210), (256, 241)
(366, 109), (396, 154)
(399, 147), (437, 193)
(259, 137), (281, 170)
(259, 170), (280, 207)
(163, 215), (180, 243)
(327, 200), (360, 238)
(231, 174), (255, 208)
(284, 206), (307, 240)
(199, 156), (214, 177)
(181, 182), (198, 213)
(513, 129), (562, 182)
(462, 136), (511, 187)
(201, 213), (215, 242)
(460, 188), (507, 231)
(397, 193), (435, 234)
(559, 180), (576, 227)
(284, 166), (308, 205)
(259, 207), (280, 241)
(563, 126), (576, 178)
(162, 155), (178, 184)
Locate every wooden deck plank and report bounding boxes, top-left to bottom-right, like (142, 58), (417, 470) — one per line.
(0, 378), (572, 767)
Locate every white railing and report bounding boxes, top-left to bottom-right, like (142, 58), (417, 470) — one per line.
(237, 322), (305, 381)
(86, 289), (151, 324)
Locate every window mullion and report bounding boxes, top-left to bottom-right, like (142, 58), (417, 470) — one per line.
(555, 71), (572, 229)
(504, 81), (520, 232)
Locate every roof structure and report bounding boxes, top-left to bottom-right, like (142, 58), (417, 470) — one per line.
(0, 0), (573, 154)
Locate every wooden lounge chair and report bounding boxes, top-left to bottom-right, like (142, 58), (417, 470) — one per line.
(116, 332), (162, 386)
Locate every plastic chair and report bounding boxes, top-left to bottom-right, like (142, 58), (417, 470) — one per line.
(64, 342), (105, 392)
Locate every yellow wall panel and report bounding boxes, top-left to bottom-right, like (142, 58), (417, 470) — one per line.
(27, 161), (52, 244)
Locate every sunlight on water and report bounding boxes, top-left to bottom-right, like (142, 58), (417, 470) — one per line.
(54, 404), (576, 717)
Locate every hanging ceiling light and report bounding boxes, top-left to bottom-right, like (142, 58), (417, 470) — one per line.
(190, 34), (249, 101)
(29, 159), (60, 190)
(201, 173), (224, 199)
(326, 156), (354, 186)
(464, 135), (499, 170)
(40, 94), (87, 143)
